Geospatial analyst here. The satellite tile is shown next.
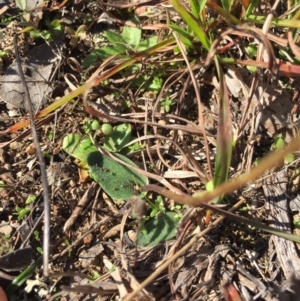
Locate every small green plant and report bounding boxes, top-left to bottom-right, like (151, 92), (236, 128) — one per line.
(0, 234), (12, 255)
(89, 271), (101, 282)
(65, 25), (87, 48)
(160, 95), (177, 113)
(83, 23), (162, 91)
(36, 247), (43, 254)
(148, 195), (166, 218)
(15, 206), (31, 221)
(170, 204), (185, 219)
(14, 195), (36, 221)
(63, 133), (148, 202)
(83, 25), (158, 67)
(293, 218), (300, 228)
(272, 134), (295, 163)
(33, 230), (40, 242)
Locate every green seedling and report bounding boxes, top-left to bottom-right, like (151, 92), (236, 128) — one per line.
(147, 195), (166, 218)
(272, 134), (295, 163)
(83, 25), (158, 67)
(36, 247), (43, 254)
(15, 206), (31, 221)
(47, 130), (54, 141)
(83, 23), (162, 91)
(89, 271), (101, 282)
(63, 134), (148, 202)
(293, 218), (300, 228)
(160, 95), (177, 113)
(33, 230), (40, 242)
(14, 196), (35, 221)
(25, 195), (36, 204)
(65, 24), (87, 48)
(0, 235), (12, 256)
(64, 238), (72, 257)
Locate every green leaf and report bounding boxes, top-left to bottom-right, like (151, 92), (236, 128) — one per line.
(190, 0), (205, 21)
(17, 207), (31, 220)
(25, 195), (36, 204)
(83, 119), (100, 133)
(87, 151), (148, 202)
(220, 0), (232, 11)
(137, 212), (180, 246)
(104, 31), (127, 53)
(285, 153), (294, 164)
(82, 47), (121, 68)
(168, 23), (194, 48)
(213, 61), (232, 204)
(247, 44), (257, 58)
(63, 134), (98, 164)
(244, 0), (259, 17)
(171, 0), (210, 51)
(273, 135), (285, 150)
(122, 26), (142, 48)
(103, 123), (132, 152)
(16, 0), (27, 11)
(136, 36), (158, 50)
(63, 134), (148, 202)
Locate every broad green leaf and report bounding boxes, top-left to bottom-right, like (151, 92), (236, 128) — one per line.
(122, 26), (142, 48)
(103, 123), (132, 152)
(88, 151), (148, 202)
(104, 31), (127, 53)
(63, 134), (148, 202)
(137, 212), (180, 246)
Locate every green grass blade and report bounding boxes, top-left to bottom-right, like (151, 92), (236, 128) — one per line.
(5, 257), (43, 296)
(190, 0), (207, 22)
(207, 1), (240, 24)
(244, 0), (259, 17)
(171, 0), (210, 51)
(220, 0), (232, 12)
(212, 59), (232, 203)
(246, 15), (300, 28)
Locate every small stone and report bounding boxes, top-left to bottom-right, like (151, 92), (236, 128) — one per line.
(0, 224), (12, 236)
(26, 144), (36, 155)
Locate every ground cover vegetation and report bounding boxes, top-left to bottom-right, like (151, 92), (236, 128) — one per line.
(1, 0), (300, 300)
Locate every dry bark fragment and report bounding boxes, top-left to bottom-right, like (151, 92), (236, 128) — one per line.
(263, 169), (300, 279)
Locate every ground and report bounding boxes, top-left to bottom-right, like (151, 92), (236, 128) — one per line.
(0, 0), (300, 300)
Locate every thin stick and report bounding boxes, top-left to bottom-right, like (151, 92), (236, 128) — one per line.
(13, 34), (51, 278)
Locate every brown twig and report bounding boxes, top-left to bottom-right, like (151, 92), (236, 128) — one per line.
(13, 33), (51, 278)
